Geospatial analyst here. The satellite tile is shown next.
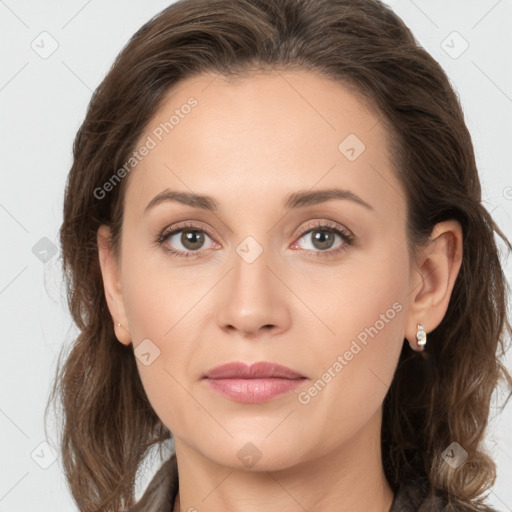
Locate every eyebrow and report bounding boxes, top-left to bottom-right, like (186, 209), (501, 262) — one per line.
(143, 187), (374, 214)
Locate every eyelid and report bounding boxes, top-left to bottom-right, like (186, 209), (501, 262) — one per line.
(159, 220), (216, 240)
(294, 219), (353, 240)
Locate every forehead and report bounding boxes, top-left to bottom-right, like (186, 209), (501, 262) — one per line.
(124, 70), (404, 219)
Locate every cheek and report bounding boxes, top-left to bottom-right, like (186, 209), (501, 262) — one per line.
(121, 270), (197, 433)
(118, 249), (211, 430)
(293, 245), (407, 429)
(120, 243), (192, 341)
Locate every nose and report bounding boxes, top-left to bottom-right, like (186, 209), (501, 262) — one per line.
(216, 246), (291, 338)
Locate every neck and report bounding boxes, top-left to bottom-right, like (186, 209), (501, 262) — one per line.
(172, 409), (394, 512)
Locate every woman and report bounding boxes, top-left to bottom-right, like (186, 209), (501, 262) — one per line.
(46, 0), (512, 510)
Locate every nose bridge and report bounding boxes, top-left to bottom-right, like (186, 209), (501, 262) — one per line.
(216, 236), (290, 335)
(233, 237), (272, 295)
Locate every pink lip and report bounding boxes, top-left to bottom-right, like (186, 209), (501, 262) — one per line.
(203, 361), (307, 403)
(204, 361), (305, 379)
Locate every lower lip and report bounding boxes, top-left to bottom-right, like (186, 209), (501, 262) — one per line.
(205, 377), (306, 403)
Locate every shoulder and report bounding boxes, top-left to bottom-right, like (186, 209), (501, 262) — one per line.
(124, 453), (178, 512)
(391, 478), (500, 512)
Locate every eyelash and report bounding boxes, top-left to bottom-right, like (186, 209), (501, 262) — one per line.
(156, 220), (355, 259)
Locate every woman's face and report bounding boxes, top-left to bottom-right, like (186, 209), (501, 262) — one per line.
(101, 70), (418, 470)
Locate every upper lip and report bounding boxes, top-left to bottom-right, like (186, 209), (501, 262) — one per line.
(203, 361), (306, 379)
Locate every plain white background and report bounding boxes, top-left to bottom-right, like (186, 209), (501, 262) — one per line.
(1, 0), (511, 510)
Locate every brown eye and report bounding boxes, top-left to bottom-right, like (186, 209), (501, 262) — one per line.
(296, 228), (345, 252)
(160, 226), (215, 256)
(291, 221), (355, 257)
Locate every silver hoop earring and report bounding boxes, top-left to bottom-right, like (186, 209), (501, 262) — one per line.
(416, 324), (426, 351)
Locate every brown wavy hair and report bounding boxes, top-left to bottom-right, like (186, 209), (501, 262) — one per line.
(45, 0), (512, 510)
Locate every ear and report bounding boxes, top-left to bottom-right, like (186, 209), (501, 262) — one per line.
(97, 225), (131, 346)
(405, 220), (463, 351)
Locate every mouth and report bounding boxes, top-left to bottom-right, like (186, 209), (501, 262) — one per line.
(202, 361), (307, 403)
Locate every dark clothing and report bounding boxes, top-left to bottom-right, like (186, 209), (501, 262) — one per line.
(126, 453), (498, 512)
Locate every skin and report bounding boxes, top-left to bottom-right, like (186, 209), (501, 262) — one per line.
(97, 70), (463, 512)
